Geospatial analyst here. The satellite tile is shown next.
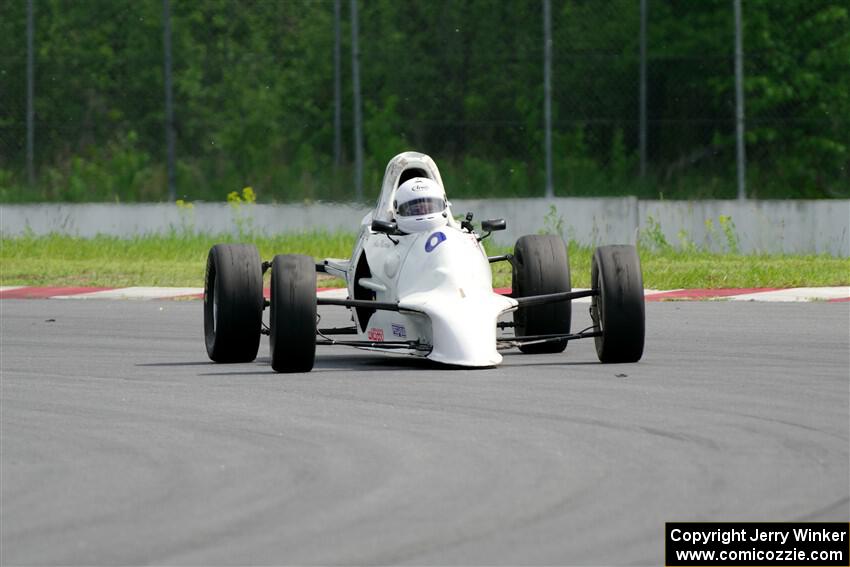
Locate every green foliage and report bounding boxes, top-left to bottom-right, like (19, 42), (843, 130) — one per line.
(1, 133), (160, 202)
(226, 186), (257, 239)
(0, 0), (847, 202)
(364, 96), (408, 168)
(741, 1), (850, 197)
(703, 215), (741, 254)
(641, 214), (743, 255)
(718, 215), (740, 254)
(539, 205), (566, 241)
(0, 231), (358, 287)
(640, 215), (671, 252)
(677, 229), (698, 254)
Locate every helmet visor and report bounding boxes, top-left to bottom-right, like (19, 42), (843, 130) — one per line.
(397, 197), (445, 217)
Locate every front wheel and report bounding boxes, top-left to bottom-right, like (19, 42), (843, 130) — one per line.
(512, 234), (572, 354)
(204, 243), (264, 362)
(590, 245), (645, 363)
(270, 254), (317, 373)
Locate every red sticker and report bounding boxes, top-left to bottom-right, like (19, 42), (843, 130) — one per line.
(367, 328), (384, 341)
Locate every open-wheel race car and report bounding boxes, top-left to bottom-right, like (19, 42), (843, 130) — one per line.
(203, 152), (645, 372)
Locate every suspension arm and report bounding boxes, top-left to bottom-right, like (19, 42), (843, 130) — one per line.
(513, 289), (597, 307)
(317, 298), (401, 311)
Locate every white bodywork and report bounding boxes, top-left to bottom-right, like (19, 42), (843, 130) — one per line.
(323, 152), (518, 367)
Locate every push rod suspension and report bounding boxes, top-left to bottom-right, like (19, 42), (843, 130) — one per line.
(513, 289), (597, 307)
(317, 326), (358, 335)
(317, 298), (401, 311)
(497, 329), (602, 343)
(488, 254), (513, 264)
(315, 339), (429, 351)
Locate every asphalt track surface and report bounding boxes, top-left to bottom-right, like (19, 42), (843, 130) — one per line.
(1, 299), (848, 565)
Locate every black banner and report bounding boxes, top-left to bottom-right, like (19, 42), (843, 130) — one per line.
(666, 522), (849, 566)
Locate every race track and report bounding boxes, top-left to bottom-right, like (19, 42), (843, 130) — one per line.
(1, 299), (848, 565)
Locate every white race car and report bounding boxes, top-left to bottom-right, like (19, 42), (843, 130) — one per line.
(203, 152), (645, 372)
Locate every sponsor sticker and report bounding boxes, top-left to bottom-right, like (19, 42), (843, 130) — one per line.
(391, 324), (406, 338)
(425, 231), (447, 253)
(367, 328), (384, 341)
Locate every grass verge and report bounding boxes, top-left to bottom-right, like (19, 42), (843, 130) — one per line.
(1, 232), (848, 290)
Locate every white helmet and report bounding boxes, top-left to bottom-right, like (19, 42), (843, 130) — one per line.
(394, 177), (448, 233)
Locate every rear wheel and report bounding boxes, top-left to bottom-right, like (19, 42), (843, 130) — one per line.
(204, 243), (263, 362)
(270, 254), (317, 373)
(590, 245), (645, 363)
(512, 234), (571, 354)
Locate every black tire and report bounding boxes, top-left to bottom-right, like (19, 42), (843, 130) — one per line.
(512, 234), (571, 354)
(204, 243), (264, 362)
(270, 254), (317, 373)
(590, 245), (645, 363)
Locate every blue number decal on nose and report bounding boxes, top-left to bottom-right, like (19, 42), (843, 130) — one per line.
(425, 231), (446, 253)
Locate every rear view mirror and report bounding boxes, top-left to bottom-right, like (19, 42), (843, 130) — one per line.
(371, 219), (398, 234)
(481, 219), (506, 232)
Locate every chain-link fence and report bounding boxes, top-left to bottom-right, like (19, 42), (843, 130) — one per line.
(1, 0), (847, 202)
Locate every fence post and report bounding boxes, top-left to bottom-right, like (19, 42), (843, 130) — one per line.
(543, 0), (553, 198)
(334, 0), (342, 168)
(733, 0), (746, 200)
(639, 0), (647, 179)
(162, 0), (176, 202)
(350, 0), (363, 202)
(26, 0), (35, 187)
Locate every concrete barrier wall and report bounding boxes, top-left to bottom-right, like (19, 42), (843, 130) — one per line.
(1, 199), (848, 256)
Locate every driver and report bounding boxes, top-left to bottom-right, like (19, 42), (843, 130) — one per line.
(393, 177), (448, 233)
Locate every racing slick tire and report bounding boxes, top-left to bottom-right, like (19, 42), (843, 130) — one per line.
(204, 243), (264, 362)
(270, 254), (317, 373)
(590, 245), (645, 363)
(512, 234), (572, 354)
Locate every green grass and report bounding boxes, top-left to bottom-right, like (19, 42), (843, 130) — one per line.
(0, 232), (357, 288)
(1, 232), (848, 290)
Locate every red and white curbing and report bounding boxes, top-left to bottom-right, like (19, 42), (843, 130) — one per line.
(1, 285), (848, 302)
